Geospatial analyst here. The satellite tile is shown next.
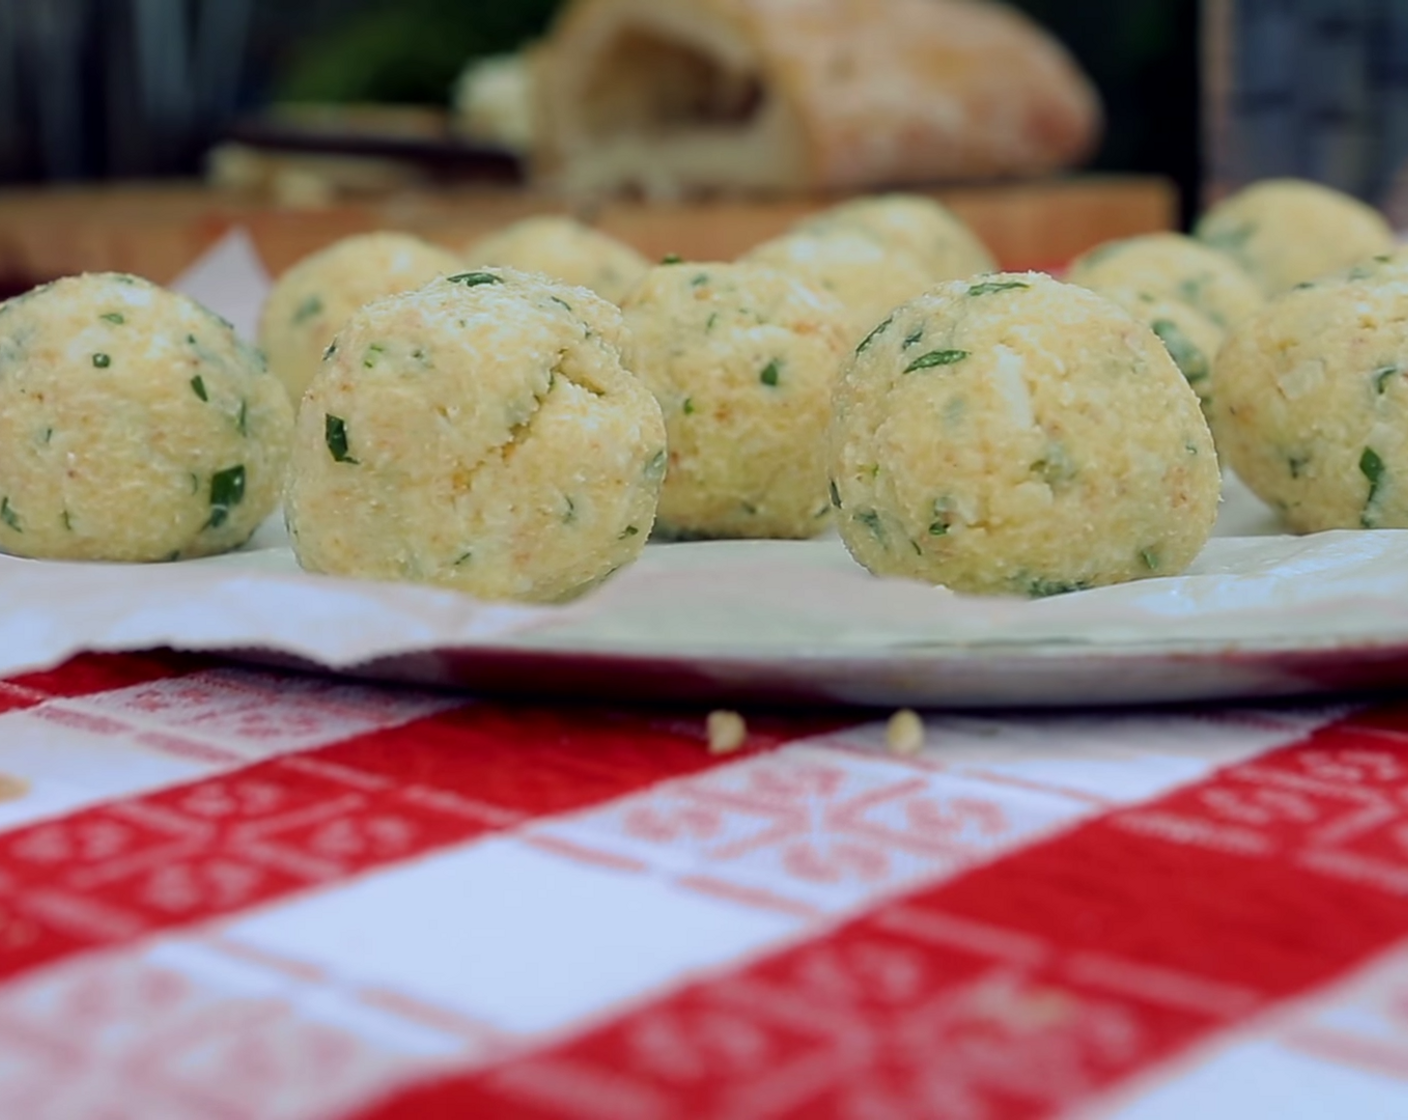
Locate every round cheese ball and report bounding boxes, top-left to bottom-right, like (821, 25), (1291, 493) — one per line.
(796, 194), (996, 282)
(743, 228), (935, 347)
(285, 268), (666, 602)
(0, 273), (293, 562)
(260, 232), (462, 403)
(828, 273), (1219, 596)
(1211, 275), (1408, 532)
(1195, 178), (1396, 294)
(619, 261), (850, 539)
(1067, 232), (1264, 329)
(463, 216), (649, 303)
(1095, 286), (1224, 409)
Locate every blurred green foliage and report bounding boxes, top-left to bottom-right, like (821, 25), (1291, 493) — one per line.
(276, 0), (560, 103)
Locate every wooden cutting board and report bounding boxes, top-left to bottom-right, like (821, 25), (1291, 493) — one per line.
(0, 175), (1174, 287)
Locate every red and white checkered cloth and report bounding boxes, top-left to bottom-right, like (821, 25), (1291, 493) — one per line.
(1, 651), (1407, 1118)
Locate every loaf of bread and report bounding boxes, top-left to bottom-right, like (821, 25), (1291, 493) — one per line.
(532, 0), (1102, 198)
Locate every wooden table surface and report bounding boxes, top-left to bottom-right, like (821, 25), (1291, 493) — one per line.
(0, 174), (1176, 287)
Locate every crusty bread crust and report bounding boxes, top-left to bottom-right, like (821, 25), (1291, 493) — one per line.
(536, 0), (1102, 196)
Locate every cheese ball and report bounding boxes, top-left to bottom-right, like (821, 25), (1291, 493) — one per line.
(0, 273), (293, 562)
(619, 261), (850, 539)
(828, 273), (1219, 596)
(796, 194), (996, 282)
(260, 232), (462, 403)
(285, 268), (666, 602)
(1067, 232), (1264, 329)
(1094, 286), (1223, 408)
(742, 228), (935, 346)
(1195, 178), (1396, 294)
(1211, 275), (1408, 532)
(463, 216), (649, 303)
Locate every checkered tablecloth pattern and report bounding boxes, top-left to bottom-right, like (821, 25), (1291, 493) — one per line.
(2, 651), (1408, 1117)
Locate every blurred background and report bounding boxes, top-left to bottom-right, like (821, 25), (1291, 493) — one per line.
(5, 0), (1408, 280)
(0, 0), (1201, 212)
(5, 2), (1408, 216)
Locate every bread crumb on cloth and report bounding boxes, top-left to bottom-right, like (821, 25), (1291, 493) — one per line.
(886, 708), (926, 756)
(707, 710), (748, 755)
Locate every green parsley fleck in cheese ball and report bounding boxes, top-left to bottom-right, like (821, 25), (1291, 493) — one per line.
(1195, 178), (1396, 295)
(285, 268), (667, 602)
(1067, 232), (1264, 329)
(1211, 275), (1408, 532)
(1094, 286), (1224, 409)
(463, 215), (650, 303)
(828, 273), (1219, 596)
(0, 272), (293, 562)
(620, 261), (850, 539)
(796, 194), (996, 282)
(742, 228), (936, 347)
(260, 232), (462, 403)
